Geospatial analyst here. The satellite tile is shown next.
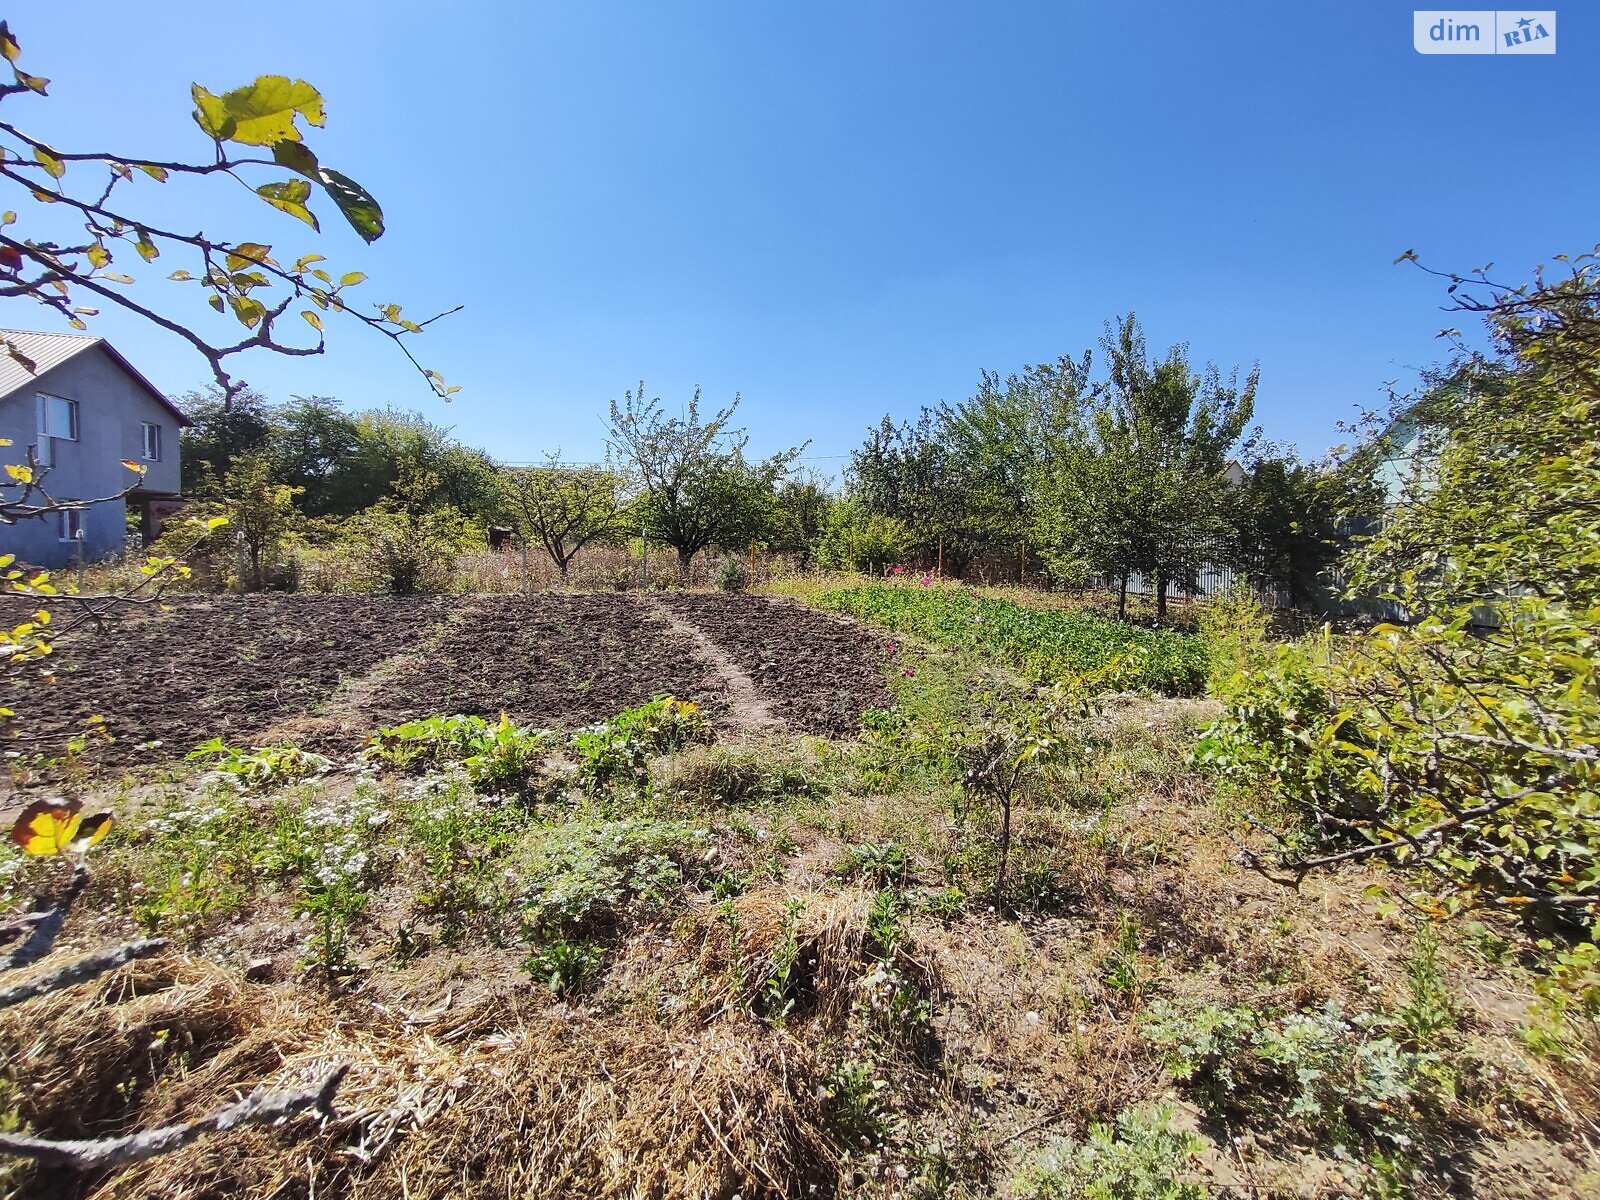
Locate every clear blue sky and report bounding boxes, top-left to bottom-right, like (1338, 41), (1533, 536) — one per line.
(7, 2), (1595, 474)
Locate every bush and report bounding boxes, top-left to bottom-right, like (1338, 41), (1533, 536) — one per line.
(1197, 266), (1600, 946)
(814, 500), (912, 575)
(714, 554), (749, 593)
(339, 503), (479, 594)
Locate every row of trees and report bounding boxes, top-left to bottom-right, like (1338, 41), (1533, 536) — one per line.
(175, 382), (834, 588)
(845, 314), (1380, 617)
(177, 318), (1384, 605)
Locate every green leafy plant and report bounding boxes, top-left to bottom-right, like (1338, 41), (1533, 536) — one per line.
(762, 897), (804, 1022)
(1197, 265), (1600, 943)
(518, 818), (709, 942)
(524, 938), (603, 998)
(838, 840), (910, 887)
(570, 695), (707, 795)
(1012, 1106), (1204, 1200)
(714, 553), (749, 593)
(187, 738), (331, 789)
(367, 712), (552, 796)
(818, 584), (1210, 695)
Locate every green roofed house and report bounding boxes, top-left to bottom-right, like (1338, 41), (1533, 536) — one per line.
(0, 329), (191, 568)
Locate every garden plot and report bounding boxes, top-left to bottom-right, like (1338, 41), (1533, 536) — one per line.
(360, 594), (726, 734)
(5, 595), (450, 768)
(5, 592), (896, 774)
(655, 593), (893, 736)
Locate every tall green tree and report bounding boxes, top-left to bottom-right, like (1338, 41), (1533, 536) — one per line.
(850, 411), (980, 574)
(608, 384), (803, 582)
(770, 470), (835, 563)
(179, 385), (274, 494)
(1036, 315), (1257, 618)
(939, 354), (1091, 569)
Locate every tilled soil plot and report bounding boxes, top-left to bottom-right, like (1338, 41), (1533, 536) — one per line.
(655, 594), (892, 736)
(4, 595), (450, 768)
(361, 594), (725, 732)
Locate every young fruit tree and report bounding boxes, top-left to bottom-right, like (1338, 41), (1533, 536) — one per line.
(608, 383), (803, 583)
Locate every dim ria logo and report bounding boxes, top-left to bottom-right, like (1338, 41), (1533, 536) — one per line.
(1414, 10), (1556, 53)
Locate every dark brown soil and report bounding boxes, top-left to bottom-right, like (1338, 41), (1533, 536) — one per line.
(4, 595), (448, 768)
(4, 592), (892, 773)
(359, 594), (726, 732)
(656, 593), (893, 736)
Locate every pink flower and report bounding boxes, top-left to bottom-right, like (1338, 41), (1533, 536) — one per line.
(902, 667), (917, 677)
(886, 640), (898, 652)
(919, 576), (933, 587)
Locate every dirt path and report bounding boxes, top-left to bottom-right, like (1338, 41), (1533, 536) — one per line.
(642, 595), (782, 732)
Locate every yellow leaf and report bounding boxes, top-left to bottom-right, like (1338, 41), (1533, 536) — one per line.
(121, 459), (146, 473)
(32, 144), (64, 180)
(338, 271), (367, 287)
(86, 243), (110, 269)
(191, 76), (325, 147)
(5, 463), (31, 484)
(300, 309), (323, 332)
(10, 800), (83, 856)
(225, 242), (273, 270)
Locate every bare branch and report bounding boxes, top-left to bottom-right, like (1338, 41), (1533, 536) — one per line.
(0, 1065), (350, 1171)
(0, 938), (167, 1009)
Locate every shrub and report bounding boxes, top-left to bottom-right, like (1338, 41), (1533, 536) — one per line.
(338, 503), (479, 594)
(814, 500), (913, 575)
(714, 553), (748, 593)
(1197, 267), (1600, 945)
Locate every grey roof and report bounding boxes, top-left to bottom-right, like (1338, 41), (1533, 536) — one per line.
(0, 329), (192, 426)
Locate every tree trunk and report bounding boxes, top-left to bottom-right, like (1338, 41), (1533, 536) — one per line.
(676, 546), (694, 586)
(1155, 570), (1168, 620)
(1117, 573), (1128, 622)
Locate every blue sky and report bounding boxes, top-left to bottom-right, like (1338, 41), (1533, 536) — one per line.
(6, 2), (1595, 475)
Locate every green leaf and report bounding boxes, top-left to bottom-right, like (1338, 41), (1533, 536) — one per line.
(271, 139), (320, 179)
(255, 179), (319, 231)
(338, 271), (367, 287)
(318, 169), (384, 243)
(134, 230), (159, 263)
(191, 76), (325, 147)
(137, 163), (168, 183)
(300, 309), (323, 332)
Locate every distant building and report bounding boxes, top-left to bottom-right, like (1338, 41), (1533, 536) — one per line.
(0, 329), (191, 568)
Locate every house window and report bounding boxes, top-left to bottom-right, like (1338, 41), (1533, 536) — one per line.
(34, 394), (79, 468)
(57, 509), (84, 543)
(141, 421), (162, 461)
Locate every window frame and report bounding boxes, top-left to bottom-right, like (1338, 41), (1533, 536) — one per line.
(56, 508), (84, 543)
(34, 393), (79, 468)
(141, 420), (163, 462)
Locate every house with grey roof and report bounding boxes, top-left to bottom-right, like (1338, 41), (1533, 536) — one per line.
(0, 329), (190, 568)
